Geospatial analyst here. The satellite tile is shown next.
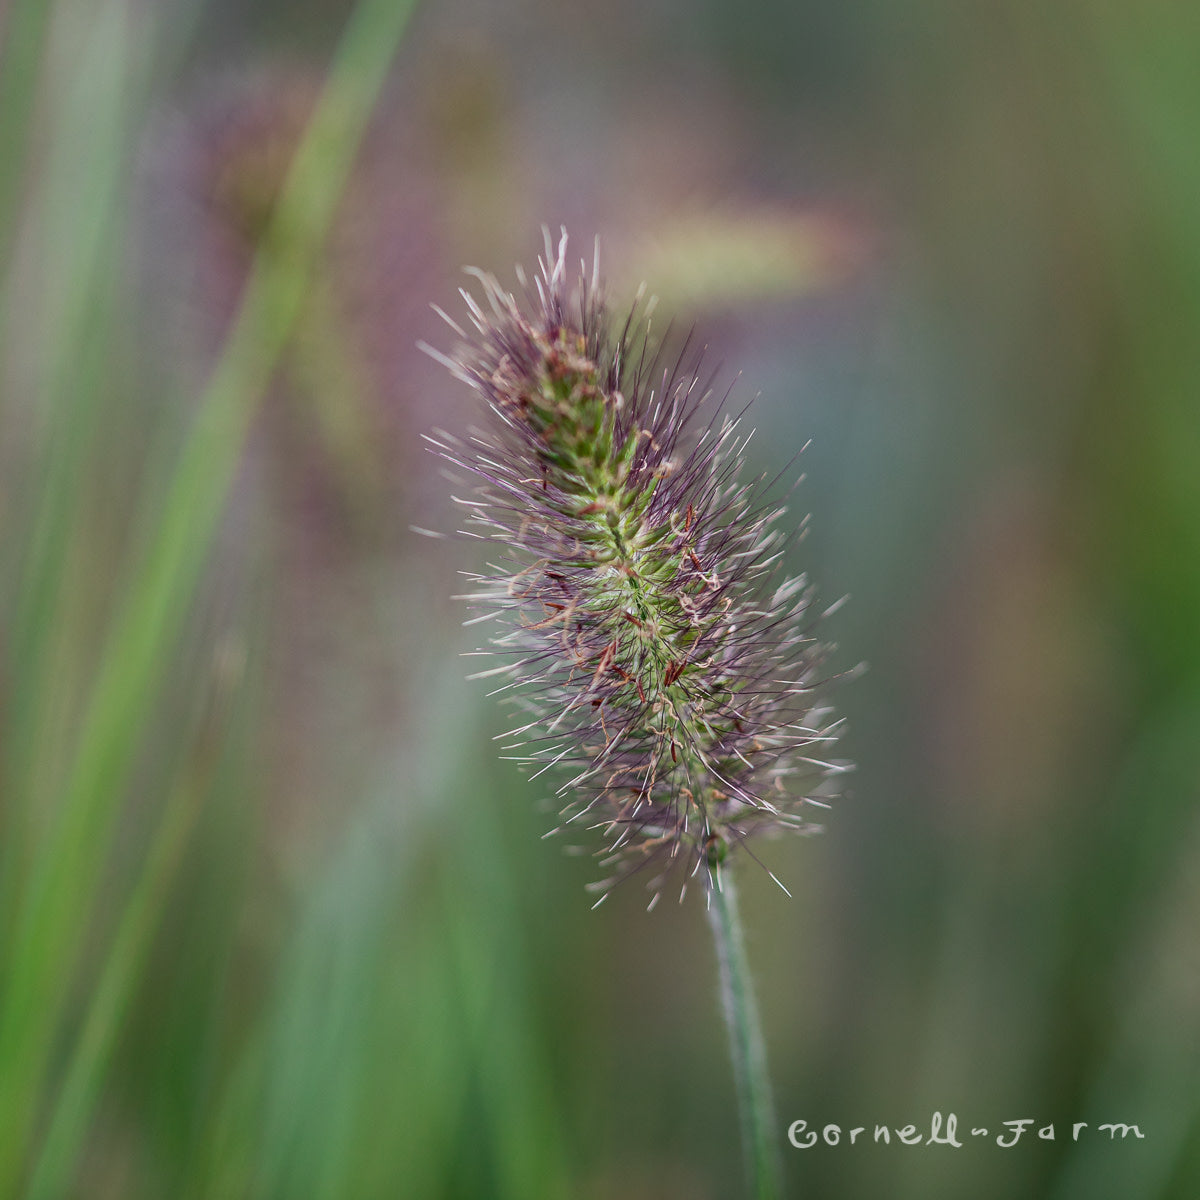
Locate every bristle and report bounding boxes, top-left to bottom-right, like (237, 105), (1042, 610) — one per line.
(427, 232), (851, 903)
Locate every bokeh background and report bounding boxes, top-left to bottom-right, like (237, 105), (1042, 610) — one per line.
(2, 1), (1199, 1196)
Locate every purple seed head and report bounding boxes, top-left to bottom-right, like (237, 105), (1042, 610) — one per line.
(425, 229), (851, 906)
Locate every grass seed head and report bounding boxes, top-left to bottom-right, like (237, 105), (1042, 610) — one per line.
(427, 228), (851, 905)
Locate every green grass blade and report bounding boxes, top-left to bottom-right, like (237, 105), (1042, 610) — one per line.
(25, 749), (207, 1200)
(0, 0), (420, 1186)
(0, 0), (55, 275)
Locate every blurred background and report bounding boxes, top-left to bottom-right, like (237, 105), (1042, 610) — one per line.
(2, 0), (1198, 1196)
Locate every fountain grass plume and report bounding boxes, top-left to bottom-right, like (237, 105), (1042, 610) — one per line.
(424, 227), (855, 1199)
(423, 228), (851, 908)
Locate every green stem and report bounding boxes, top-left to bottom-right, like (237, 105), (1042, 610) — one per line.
(707, 868), (782, 1200)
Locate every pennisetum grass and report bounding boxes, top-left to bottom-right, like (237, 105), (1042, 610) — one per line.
(0, 0), (417, 1191)
(426, 229), (854, 1199)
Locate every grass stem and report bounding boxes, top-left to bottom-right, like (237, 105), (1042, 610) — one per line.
(707, 868), (783, 1200)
